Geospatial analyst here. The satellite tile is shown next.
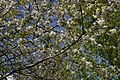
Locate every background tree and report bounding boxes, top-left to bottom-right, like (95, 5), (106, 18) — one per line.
(0, 0), (120, 80)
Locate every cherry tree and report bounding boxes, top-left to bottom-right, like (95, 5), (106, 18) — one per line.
(0, 0), (119, 80)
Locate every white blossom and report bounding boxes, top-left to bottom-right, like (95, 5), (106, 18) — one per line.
(101, 68), (106, 71)
(37, 22), (41, 25)
(97, 44), (102, 47)
(89, 37), (95, 41)
(48, 10), (51, 14)
(61, 11), (64, 15)
(67, 19), (72, 25)
(97, 18), (104, 25)
(100, 29), (106, 34)
(71, 70), (75, 74)
(93, 15), (97, 18)
(86, 61), (93, 68)
(45, 20), (50, 24)
(114, 58), (117, 61)
(27, 26), (33, 29)
(8, 21), (11, 24)
(82, 35), (89, 40)
(6, 75), (14, 80)
(102, 6), (106, 13)
(41, 0), (47, 7)
(110, 29), (116, 34)
(59, 6), (64, 11)
(34, 38), (38, 42)
(72, 49), (78, 53)
(103, 25), (108, 28)
(88, 4), (94, 9)
(72, 4), (76, 8)
(81, 57), (86, 61)
(110, 66), (115, 70)
(60, 30), (64, 33)
(112, 46), (116, 49)
(49, 31), (56, 36)
(82, 10), (85, 14)
(66, 65), (70, 69)
(32, 10), (39, 14)
(19, 38), (22, 42)
(89, 37), (97, 44)
(102, 6), (112, 13)
(116, 0), (120, 3)
(96, 8), (100, 16)
(68, 5), (72, 9)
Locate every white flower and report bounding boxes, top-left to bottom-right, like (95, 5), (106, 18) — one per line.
(45, 21), (50, 24)
(81, 57), (86, 61)
(67, 19), (72, 24)
(116, 0), (120, 3)
(27, 26), (33, 29)
(20, 46), (27, 53)
(97, 18), (104, 25)
(110, 29), (116, 34)
(17, 27), (21, 30)
(68, 5), (72, 9)
(96, 8), (100, 15)
(60, 30), (64, 33)
(13, 18), (19, 22)
(59, 6), (64, 11)
(58, 20), (61, 25)
(97, 44), (102, 47)
(32, 10), (39, 14)
(88, 4), (93, 9)
(8, 21), (11, 24)
(86, 61), (93, 67)
(89, 37), (95, 41)
(103, 25), (108, 28)
(39, 66), (42, 68)
(48, 10), (51, 14)
(102, 6), (106, 13)
(34, 38), (38, 42)
(82, 35), (89, 40)
(41, 1), (47, 7)
(118, 68), (120, 72)
(114, 58), (117, 61)
(82, 10), (85, 14)
(86, 61), (91, 65)
(33, 52), (36, 55)
(93, 15), (97, 18)
(6, 75), (14, 80)
(102, 6), (112, 13)
(72, 49), (78, 53)
(49, 31), (56, 36)
(101, 68), (106, 71)
(37, 22), (40, 25)
(89, 37), (97, 44)
(110, 66), (115, 70)
(61, 11), (64, 15)
(112, 46), (116, 49)
(66, 65), (70, 69)
(107, 7), (112, 11)
(71, 70), (75, 74)
(19, 38), (22, 41)
(72, 4), (76, 8)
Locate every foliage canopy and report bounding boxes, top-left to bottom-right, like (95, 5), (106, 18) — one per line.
(0, 0), (120, 80)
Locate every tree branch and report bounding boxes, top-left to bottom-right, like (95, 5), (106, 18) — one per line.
(0, 31), (85, 80)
